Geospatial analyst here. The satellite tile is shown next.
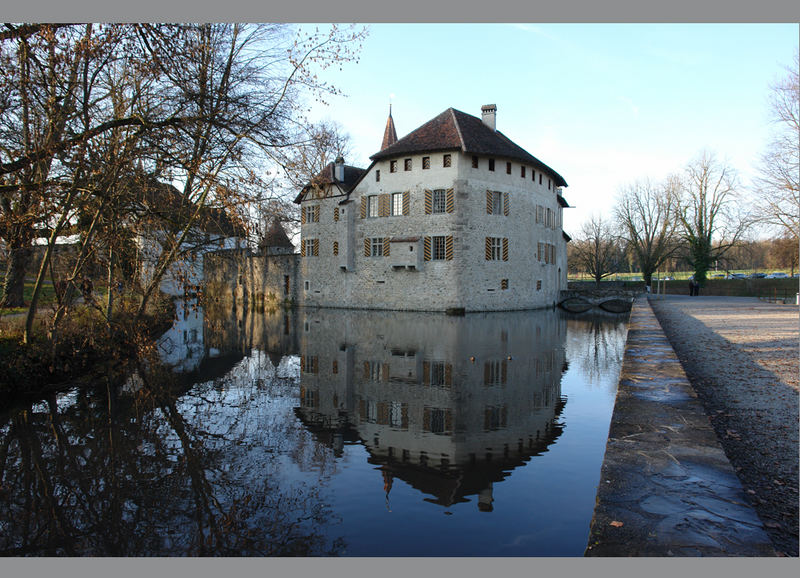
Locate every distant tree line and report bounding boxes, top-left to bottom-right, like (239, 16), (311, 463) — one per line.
(569, 52), (798, 287)
(0, 23), (365, 344)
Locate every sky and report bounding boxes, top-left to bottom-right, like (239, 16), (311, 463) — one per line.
(298, 23), (798, 237)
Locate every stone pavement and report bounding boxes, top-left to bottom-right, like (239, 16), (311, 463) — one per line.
(585, 296), (776, 556)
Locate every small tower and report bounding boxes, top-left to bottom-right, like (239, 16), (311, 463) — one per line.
(381, 104), (398, 151)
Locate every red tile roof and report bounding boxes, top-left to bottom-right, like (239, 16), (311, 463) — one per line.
(370, 107), (567, 188)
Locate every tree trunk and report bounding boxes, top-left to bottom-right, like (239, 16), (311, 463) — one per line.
(1, 243), (33, 308)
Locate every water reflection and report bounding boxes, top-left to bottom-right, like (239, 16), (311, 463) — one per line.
(0, 302), (629, 556)
(295, 309), (567, 511)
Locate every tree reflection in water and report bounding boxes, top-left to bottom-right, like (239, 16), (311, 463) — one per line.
(0, 302), (630, 556)
(0, 351), (344, 556)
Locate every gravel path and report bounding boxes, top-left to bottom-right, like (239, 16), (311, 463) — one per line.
(649, 295), (799, 556)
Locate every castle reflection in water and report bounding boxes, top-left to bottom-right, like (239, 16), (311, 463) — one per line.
(185, 301), (571, 512)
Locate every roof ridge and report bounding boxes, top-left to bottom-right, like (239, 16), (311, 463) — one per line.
(449, 107), (467, 153)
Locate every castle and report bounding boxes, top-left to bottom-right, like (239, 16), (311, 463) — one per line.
(295, 104), (569, 312)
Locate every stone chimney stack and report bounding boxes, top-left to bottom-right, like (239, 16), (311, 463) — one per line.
(481, 104), (497, 131)
(334, 155), (345, 181)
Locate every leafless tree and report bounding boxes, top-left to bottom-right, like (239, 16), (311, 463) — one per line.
(570, 215), (623, 285)
(614, 176), (682, 288)
(753, 51), (799, 240)
(674, 151), (750, 285)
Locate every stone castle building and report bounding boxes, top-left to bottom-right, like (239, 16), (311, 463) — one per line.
(295, 104), (570, 312)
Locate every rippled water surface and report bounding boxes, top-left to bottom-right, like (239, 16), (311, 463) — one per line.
(0, 303), (628, 556)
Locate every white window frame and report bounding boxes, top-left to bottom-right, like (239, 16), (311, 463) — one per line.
(431, 236), (447, 260)
(488, 237), (502, 260)
(432, 189), (447, 214)
(370, 237), (384, 257)
(367, 195), (379, 218)
(391, 192), (403, 216)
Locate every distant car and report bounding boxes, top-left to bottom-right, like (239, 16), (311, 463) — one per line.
(710, 274), (725, 279)
(729, 273), (747, 279)
(765, 272), (789, 279)
(750, 273), (766, 279)
(662, 276), (674, 281)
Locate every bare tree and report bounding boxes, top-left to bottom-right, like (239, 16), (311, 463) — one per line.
(570, 215), (623, 285)
(674, 151), (750, 286)
(753, 51), (799, 240)
(614, 177), (681, 289)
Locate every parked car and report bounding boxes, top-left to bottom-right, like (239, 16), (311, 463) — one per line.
(750, 272), (766, 279)
(765, 272), (789, 279)
(710, 274), (726, 279)
(729, 273), (747, 279)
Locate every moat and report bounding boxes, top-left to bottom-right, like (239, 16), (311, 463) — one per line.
(0, 301), (628, 556)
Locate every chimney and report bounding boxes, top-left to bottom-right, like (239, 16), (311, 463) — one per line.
(481, 104), (497, 131)
(334, 155), (345, 181)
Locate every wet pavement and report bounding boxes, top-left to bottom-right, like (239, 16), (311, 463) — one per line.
(585, 296), (776, 556)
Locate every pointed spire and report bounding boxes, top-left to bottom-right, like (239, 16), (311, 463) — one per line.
(381, 103), (398, 151)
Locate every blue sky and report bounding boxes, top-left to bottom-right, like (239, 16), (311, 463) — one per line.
(299, 23), (798, 236)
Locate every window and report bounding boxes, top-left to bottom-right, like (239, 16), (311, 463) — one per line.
(404, 158), (412, 171)
(487, 190), (503, 215)
(548, 178), (551, 190)
(539, 173), (542, 185)
(432, 236), (446, 260)
(368, 195), (379, 218)
(302, 238), (318, 257)
(485, 237), (508, 261)
(432, 189), (447, 214)
(506, 162), (511, 174)
(370, 237), (384, 257)
(536, 205), (544, 224)
(531, 169), (535, 181)
(488, 158), (495, 171)
(521, 166), (526, 178)
(376, 169), (380, 182)
(472, 156), (479, 168)
(422, 156), (430, 169)
(390, 160), (397, 173)
(303, 205), (318, 223)
(443, 154), (451, 168)
(391, 192), (403, 216)
(487, 237), (502, 260)
(484, 360), (507, 386)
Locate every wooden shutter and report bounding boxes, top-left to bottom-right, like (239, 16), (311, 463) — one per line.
(360, 197), (367, 219)
(300, 240), (306, 257)
(503, 192), (509, 216)
(364, 238), (371, 257)
(422, 361), (430, 385)
(383, 237), (390, 256)
(334, 207), (339, 221)
(363, 361), (370, 379)
(381, 364), (390, 382)
(486, 190), (492, 214)
(402, 191), (410, 215)
(502, 238), (508, 261)
(445, 410), (453, 433)
(485, 237), (492, 260)
(423, 407), (431, 431)
(445, 236), (453, 260)
(333, 241), (339, 256)
(314, 205), (320, 222)
(312, 239), (319, 256)
(423, 237), (431, 261)
(300, 207), (306, 224)
(424, 189), (433, 214)
(446, 188), (454, 213)
(379, 193), (390, 217)
(444, 363), (452, 386)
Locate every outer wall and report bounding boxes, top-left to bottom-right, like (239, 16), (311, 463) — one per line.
(299, 151), (567, 312)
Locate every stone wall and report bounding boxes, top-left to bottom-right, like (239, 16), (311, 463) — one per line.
(204, 249), (299, 308)
(299, 150), (567, 311)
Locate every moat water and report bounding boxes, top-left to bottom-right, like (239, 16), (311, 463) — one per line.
(0, 301), (628, 556)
